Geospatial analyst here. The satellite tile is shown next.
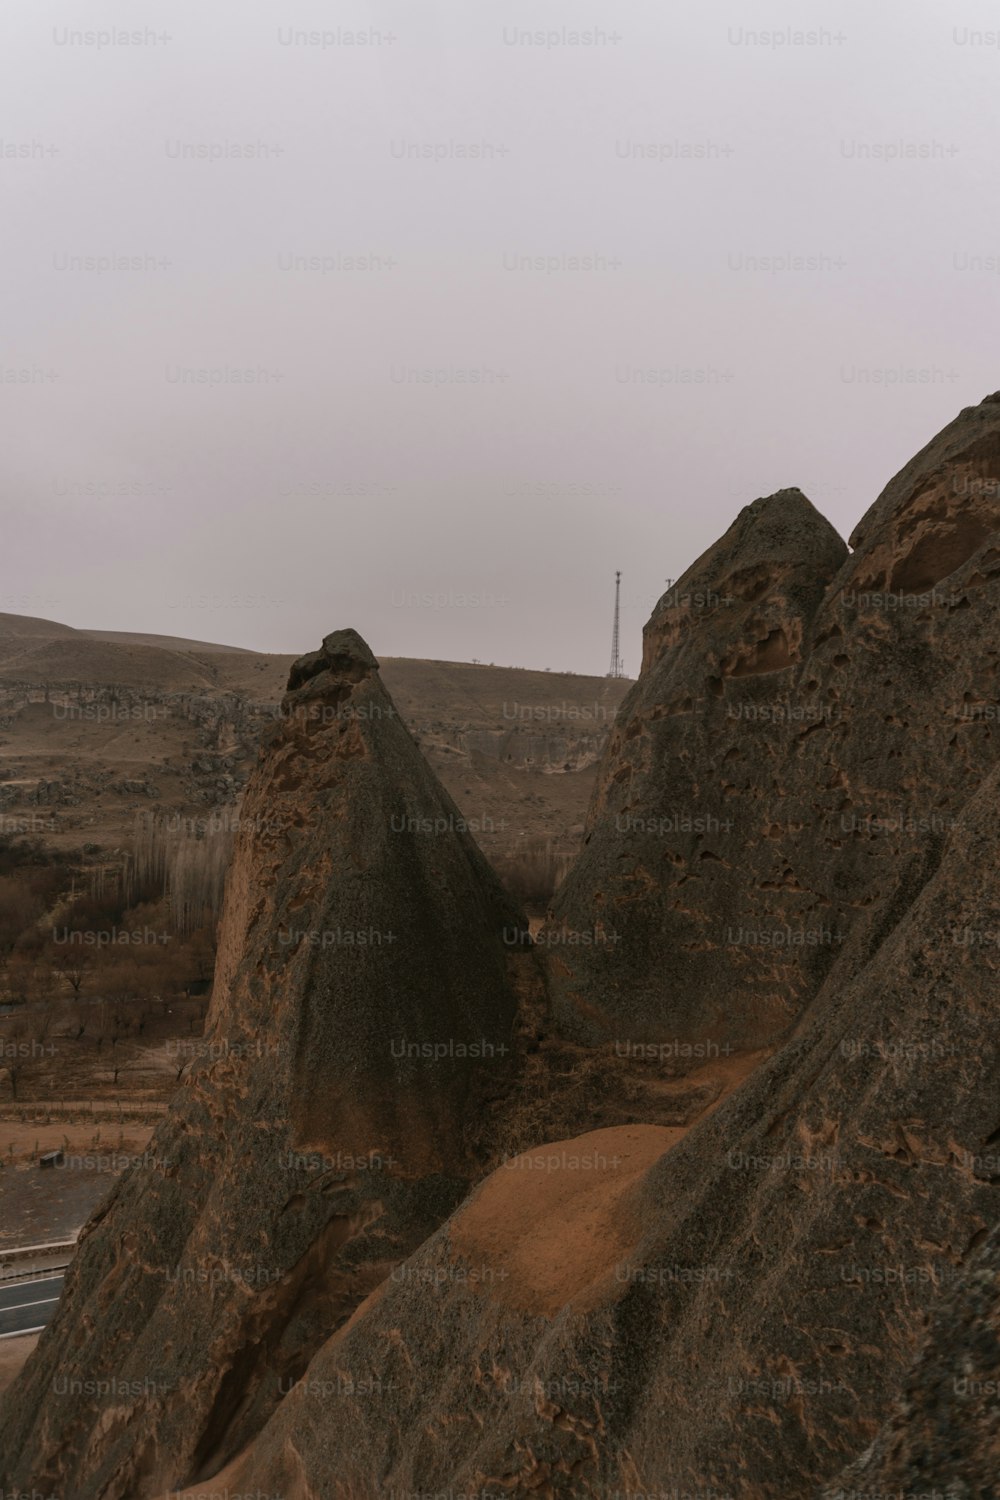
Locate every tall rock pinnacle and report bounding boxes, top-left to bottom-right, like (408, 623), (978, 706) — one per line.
(544, 394), (1000, 1052)
(164, 512), (1000, 1498)
(0, 629), (526, 1500)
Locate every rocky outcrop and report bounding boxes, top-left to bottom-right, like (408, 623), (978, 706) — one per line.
(827, 1225), (1000, 1496)
(7, 399), (1000, 1500)
(173, 753), (1000, 1500)
(164, 393), (1000, 1500)
(545, 395), (1000, 1050)
(0, 630), (527, 1500)
(0, 682), (273, 803)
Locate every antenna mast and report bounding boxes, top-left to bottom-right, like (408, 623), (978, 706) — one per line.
(607, 570), (624, 678)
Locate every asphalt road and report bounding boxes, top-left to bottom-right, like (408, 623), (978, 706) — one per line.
(0, 1272), (65, 1338)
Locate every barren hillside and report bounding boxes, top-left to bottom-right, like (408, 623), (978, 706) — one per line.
(0, 613), (631, 861)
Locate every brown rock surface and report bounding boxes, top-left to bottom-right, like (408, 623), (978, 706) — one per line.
(170, 395), (1000, 1498)
(8, 399), (1000, 1499)
(545, 394), (1000, 1051)
(0, 1334), (38, 1399)
(0, 629), (527, 1499)
(826, 1223), (1000, 1496)
(172, 757), (1000, 1498)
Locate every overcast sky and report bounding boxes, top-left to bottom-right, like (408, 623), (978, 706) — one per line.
(1, 0), (996, 675)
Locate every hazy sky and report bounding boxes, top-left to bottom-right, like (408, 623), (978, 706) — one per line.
(2, 0), (996, 674)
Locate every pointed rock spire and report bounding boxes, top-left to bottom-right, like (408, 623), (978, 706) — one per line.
(0, 631), (526, 1500)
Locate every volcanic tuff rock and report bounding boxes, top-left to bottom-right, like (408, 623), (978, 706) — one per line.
(165, 394), (1000, 1498)
(827, 1224), (1000, 1496)
(0, 629), (528, 1499)
(171, 747), (1000, 1500)
(7, 398), (1000, 1499)
(545, 394), (1000, 1049)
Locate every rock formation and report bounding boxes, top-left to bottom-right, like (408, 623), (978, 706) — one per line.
(0, 629), (527, 1499)
(546, 394), (1000, 1051)
(828, 1223), (1000, 1495)
(167, 758), (1000, 1498)
(6, 396), (1000, 1498)
(181, 391), (1000, 1497)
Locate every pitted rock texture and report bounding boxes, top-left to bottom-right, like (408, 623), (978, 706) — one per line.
(825, 1224), (1000, 1496)
(545, 394), (1000, 1049)
(0, 629), (527, 1500)
(174, 760), (1000, 1499)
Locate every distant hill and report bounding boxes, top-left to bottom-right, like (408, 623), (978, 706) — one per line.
(0, 612), (632, 859)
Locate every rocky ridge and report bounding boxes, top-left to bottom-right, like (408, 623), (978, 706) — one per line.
(5, 397), (1000, 1497)
(546, 396), (1000, 1052)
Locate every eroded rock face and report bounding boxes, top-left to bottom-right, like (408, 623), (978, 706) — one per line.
(0, 630), (527, 1500)
(164, 396), (1000, 1500)
(826, 1225), (1000, 1496)
(545, 395), (1000, 1051)
(176, 760), (1000, 1500)
(9, 400), (1000, 1500)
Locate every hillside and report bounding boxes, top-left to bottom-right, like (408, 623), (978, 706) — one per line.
(0, 613), (631, 861)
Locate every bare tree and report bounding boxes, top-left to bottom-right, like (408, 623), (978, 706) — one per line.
(56, 954), (91, 1000)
